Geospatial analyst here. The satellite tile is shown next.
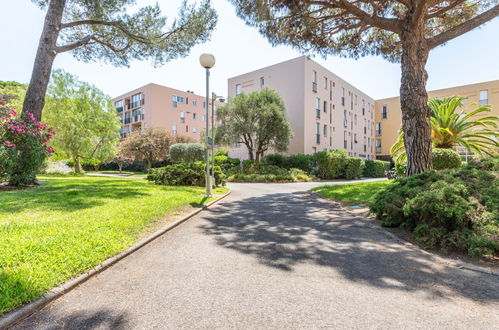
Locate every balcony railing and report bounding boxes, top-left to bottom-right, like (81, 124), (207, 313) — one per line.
(316, 134), (320, 144)
(130, 101), (140, 109)
(116, 106), (123, 113)
(376, 147), (382, 153)
(124, 118), (131, 124)
(316, 109), (320, 119)
(312, 82), (317, 93)
(343, 119), (348, 128)
(376, 130), (382, 136)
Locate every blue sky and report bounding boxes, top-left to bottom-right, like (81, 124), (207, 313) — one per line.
(1, 0), (498, 100)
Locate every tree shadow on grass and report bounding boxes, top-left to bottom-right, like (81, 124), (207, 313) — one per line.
(199, 190), (499, 303)
(0, 177), (150, 214)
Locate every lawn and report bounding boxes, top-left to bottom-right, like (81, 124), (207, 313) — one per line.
(0, 175), (227, 315)
(86, 170), (145, 175)
(312, 180), (393, 205)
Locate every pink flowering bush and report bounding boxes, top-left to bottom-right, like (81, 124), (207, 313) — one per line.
(0, 96), (54, 185)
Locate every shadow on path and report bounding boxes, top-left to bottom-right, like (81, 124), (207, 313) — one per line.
(200, 190), (499, 303)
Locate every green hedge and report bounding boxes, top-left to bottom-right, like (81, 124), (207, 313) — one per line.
(370, 164), (499, 257)
(228, 168), (314, 183)
(147, 162), (225, 186)
(214, 155), (240, 174)
(314, 150), (362, 180)
(363, 160), (391, 177)
(169, 143), (205, 163)
(242, 160), (289, 175)
(262, 154), (315, 173)
(432, 148), (461, 170)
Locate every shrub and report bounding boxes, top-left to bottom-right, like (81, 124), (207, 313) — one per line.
(286, 154), (315, 173)
(215, 148), (228, 157)
(147, 162), (225, 186)
(262, 154), (287, 168)
(370, 166), (498, 257)
(314, 151), (346, 179)
(214, 155), (240, 174)
(169, 143), (205, 163)
(363, 160), (390, 177)
(344, 157), (363, 179)
(432, 148), (462, 170)
(395, 162), (407, 178)
(242, 160), (288, 175)
(0, 103), (54, 185)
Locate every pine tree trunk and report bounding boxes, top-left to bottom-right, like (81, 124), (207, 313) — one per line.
(400, 29), (432, 176)
(23, 0), (66, 122)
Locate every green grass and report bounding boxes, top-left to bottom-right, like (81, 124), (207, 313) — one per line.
(0, 176), (227, 315)
(312, 180), (393, 205)
(86, 170), (144, 175)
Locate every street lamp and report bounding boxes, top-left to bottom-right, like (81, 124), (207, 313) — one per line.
(200, 53), (215, 197)
(211, 93), (225, 184)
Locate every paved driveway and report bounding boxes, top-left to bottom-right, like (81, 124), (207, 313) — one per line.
(13, 180), (499, 329)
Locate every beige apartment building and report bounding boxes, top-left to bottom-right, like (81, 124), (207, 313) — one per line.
(227, 56), (376, 160)
(374, 80), (499, 159)
(113, 83), (222, 140)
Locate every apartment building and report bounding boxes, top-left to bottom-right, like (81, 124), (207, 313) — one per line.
(227, 56), (376, 160)
(113, 83), (223, 140)
(374, 80), (499, 160)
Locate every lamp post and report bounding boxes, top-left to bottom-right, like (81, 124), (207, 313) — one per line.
(199, 53), (215, 197)
(211, 93), (225, 183)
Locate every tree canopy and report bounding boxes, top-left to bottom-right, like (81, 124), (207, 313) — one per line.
(216, 88), (293, 161)
(24, 0), (218, 121)
(228, 0), (499, 175)
(45, 69), (121, 173)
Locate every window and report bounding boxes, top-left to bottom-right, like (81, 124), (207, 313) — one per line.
(480, 90), (488, 106)
(124, 111), (131, 124)
(316, 123), (320, 144)
(180, 112), (185, 123)
(115, 100), (124, 113)
(193, 113), (196, 120)
(376, 139), (382, 153)
(354, 133), (357, 143)
(382, 105), (388, 119)
(355, 94), (357, 105)
(343, 110), (347, 128)
(324, 77), (327, 89)
(376, 122), (382, 136)
(354, 114), (357, 125)
(323, 124), (328, 137)
(186, 125), (188, 133)
(323, 101), (327, 113)
(192, 127), (197, 133)
(202, 101), (206, 108)
(316, 97), (320, 119)
(362, 100), (365, 115)
(131, 93), (142, 108)
(312, 71), (317, 92)
(260, 77), (265, 87)
(124, 125), (130, 133)
(236, 84), (241, 96)
(193, 100), (197, 106)
(341, 88), (345, 106)
(172, 124), (177, 135)
(344, 131), (348, 149)
(312, 147), (317, 153)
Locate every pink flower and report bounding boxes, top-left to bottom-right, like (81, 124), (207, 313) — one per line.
(48, 147), (54, 153)
(10, 110), (18, 116)
(4, 141), (16, 148)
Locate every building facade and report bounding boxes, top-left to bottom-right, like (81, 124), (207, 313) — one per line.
(374, 80), (499, 159)
(227, 56), (376, 160)
(112, 83), (222, 140)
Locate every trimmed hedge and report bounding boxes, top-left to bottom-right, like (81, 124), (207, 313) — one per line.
(432, 148), (461, 170)
(363, 160), (390, 177)
(147, 162), (225, 186)
(169, 143), (205, 163)
(314, 150), (362, 180)
(228, 168), (314, 183)
(262, 154), (314, 173)
(370, 164), (499, 257)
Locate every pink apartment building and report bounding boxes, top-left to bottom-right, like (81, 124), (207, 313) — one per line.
(113, 83), (222, 140)
(227, 56), (376, 160)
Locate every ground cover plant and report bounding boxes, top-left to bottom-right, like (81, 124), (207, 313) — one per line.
(312, 180), (393, 205)
(147, 162), (225, 186)
(370, 159), (499, 257)
(0, 175), (227, 315)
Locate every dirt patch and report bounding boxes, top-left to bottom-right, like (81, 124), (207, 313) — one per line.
(0, 183), (36, 192)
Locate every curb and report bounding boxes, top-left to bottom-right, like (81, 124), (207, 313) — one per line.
(0, 190), (231, 329)
(309, 191), (499, 277)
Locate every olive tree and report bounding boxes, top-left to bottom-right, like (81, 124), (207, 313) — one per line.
(24, 0), (217, 121)
(217, 88), (293, 161)
(228, 0), (499, 175)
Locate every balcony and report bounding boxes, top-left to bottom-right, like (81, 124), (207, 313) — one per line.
(316, 109), (320, 119)
(130, 101), (140, 109)
(124, 118), (131, 124)
(312, 82), (317, 93)
(376, 147), (382, 153)
(316, 134), (320, 144)
(343, 119), (348, 128)
(376, 130), (382, 136)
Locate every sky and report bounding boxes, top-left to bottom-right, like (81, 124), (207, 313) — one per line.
(1, 0), (499, 100)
